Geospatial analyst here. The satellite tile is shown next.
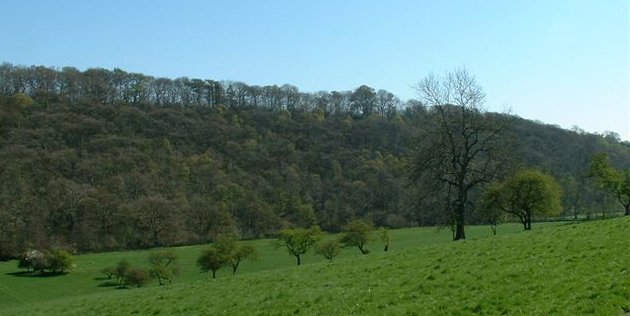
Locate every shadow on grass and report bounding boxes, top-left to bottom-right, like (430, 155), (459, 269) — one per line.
(6, 271), (68, 278)
(97, 281), (122, 288)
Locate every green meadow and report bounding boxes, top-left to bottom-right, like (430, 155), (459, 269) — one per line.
(1, 219), (629, 315)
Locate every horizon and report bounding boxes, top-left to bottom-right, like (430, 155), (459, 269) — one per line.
(1, 0), (628, 139)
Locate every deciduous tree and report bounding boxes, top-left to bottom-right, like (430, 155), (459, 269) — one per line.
(412, 68), (507, 240)
(275, 226), (322, 266)
(197, 247), (226, 279)
(214, 235), (257, 275)
(148, 249), (179, 285)
(315, 239), (341, 261)
(340, 219), (374, 254)
(482, 170), (562, 230)
(590, 153), (630, 215)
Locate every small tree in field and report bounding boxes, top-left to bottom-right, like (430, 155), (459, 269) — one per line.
(340, 219), (374, 254)
(100, 267), (116, 280)
(228, 243), (256, 275)
(275, 226), (322, 266)
(197, 247), (226, 279)
(483, 170), (562, 230)
(148, 250), (179, 285)
(48, 249), (75, 273)
(18, 248), (75, 274)
(214, 235), (257, 275)
(590, 153), (630, 216)
(479, 184), (508, 235)
(114, 259), (131, 284)
(315, 239), (341, 261)
(379, 228), (390, 252)
(18, 249), (42, 272)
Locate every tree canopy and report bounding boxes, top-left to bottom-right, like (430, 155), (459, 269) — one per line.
(275, 226), (323, 265)
(482, 170), (563, 230)
(590, 153), (630, 215)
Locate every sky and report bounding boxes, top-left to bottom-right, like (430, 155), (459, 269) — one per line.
(1, 0), (628, 139)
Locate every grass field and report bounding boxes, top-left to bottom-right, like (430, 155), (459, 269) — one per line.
(1, 219), (628, 315)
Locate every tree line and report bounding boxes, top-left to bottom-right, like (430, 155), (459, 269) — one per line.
(0, 63), (400, 117)
(0, 63), (628, 259)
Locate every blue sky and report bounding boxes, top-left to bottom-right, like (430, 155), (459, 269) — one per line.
(1, 0), (628, 139)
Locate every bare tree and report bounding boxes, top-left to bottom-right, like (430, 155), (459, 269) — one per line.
(412, 68), (507, 240)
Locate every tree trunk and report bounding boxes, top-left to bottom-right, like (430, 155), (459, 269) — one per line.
(359, 245), (368, 254)
(454, 204), (466, 240)
(625, 204), (629, 216)
(525, 212), (532, 230)
(296, 255), (301, 266)
(212, 270), (216, 279)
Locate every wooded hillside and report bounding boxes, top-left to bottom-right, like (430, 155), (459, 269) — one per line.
(0, 63), (628, 258)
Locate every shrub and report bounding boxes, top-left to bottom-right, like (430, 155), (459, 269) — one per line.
(125, 268), (151, 287)
(49, 249), (75, 273)
(114, 259), (131, 284)
(17, 248), (75, 274)
(100, 267), (116, 279)
(315, 239), (341, 261)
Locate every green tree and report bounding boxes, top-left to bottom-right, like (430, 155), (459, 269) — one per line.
(100, 267), (115, 280)
(10, 92), (34, 108)
(379, 228), (390, 252)
(479, 183), (508, 235)
(340, 219), (374, 254)
(197, 247), (226, 279)
(148, 249), (179, 285)
(228, 243), (256, 275)
(315, 239), (341, 261)
(275, 226), (322, 266)
(214, 235), (257, 275)
(49, 249), (75, 273)
(590, 153), (630, 215)
(483, 170), (562, 230)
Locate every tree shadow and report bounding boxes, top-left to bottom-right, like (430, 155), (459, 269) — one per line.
(6, 271), (67, 278)
(93, 276), (110, 281)
(97, 281), (122, 288)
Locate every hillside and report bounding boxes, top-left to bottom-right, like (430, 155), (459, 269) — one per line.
(1, 64), (629, 258)
(2, 217), (629, 315)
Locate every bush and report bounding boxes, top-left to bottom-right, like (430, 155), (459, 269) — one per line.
(17, 248), (75, 274)
(197, 247), (226, 279)
(124, 268), (151, 287)
(49, 249), (75, 273)
(315, 240), (341, 261)
(114, 259), (131, 284)
(100, 267), (116, 279)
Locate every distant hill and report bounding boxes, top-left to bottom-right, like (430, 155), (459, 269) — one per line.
(0, 63), (628, 257)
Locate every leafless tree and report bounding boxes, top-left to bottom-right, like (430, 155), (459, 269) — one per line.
(412, 68), (508, 240)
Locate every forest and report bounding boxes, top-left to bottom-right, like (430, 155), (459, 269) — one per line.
(0, 63), (628, 259)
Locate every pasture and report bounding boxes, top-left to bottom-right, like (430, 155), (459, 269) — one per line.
(2, 219), (628, 315)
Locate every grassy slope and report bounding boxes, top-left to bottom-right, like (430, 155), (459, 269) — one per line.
(2, 219), (629, 315)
